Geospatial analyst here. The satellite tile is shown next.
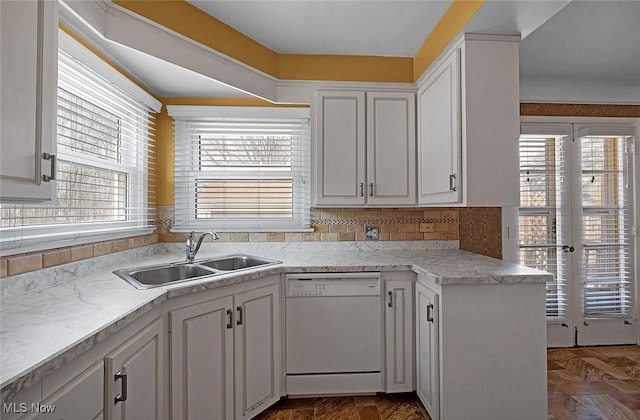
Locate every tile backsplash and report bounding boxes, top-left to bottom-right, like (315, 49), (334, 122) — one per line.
(459, 207), (502, 259)
(157, 207), (460, 243)
(0, 234), (158, 278)
(1, 207), (504, 278)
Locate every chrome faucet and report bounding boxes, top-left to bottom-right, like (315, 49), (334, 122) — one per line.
(186, 231), (220, 262)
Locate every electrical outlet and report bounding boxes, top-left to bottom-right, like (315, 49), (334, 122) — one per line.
(365, 226), (379, 240)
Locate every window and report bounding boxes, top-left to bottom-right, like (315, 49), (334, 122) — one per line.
(169, 106), (310, 231)
(0, 31), (160, 253)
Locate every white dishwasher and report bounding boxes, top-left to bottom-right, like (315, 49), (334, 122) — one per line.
(285, 273), (383, 396)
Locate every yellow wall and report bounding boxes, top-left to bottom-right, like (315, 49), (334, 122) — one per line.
(113, 0), (483, 83)
(413, 0), (484, 81)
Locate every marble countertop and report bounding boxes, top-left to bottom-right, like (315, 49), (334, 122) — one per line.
(1, 241), (551, 398)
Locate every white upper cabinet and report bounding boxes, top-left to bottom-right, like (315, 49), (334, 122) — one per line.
(1, 0), (58, 203)
(314, 91), (367, 206)
(417, 35), (520, 207)
(314, 90), (416, 207)
(367, 92), (416, 206)
(417, 49), (461, 204)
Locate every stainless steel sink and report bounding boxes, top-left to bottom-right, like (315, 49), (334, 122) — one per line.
(197, 254), (281, 271)
(113, 254), (281, 289)
(114, 263), (218, 289)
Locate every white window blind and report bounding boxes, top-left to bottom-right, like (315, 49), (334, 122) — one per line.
(169, 106), (310, 231)
(519, 132), (570, 320)
(0, 35), (160, 253)
(579, 134), (634, 317)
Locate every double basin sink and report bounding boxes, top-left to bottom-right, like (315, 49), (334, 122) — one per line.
(113, 254), (281, 289)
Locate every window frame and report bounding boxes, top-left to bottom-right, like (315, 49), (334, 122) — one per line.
(169, 106), (311, 232)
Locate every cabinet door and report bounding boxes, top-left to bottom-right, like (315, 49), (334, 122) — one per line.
(417, 49), (461, 205)
(415, 283), (439, 420)
(170, 296), (235, 420)
(104, 318), (163, 420)
(384, 280), (413, 392)
(367, 92), (416, 206)
(35, 361), (103, 420)
(234, 283), (281, 419)
(0, 0), (57, 202)
(314, 90), (366, 206)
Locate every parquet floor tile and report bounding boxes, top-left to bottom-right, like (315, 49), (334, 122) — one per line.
(548, 345), (640, 420)
(256, 346), (640, 420)
(254, 393), (430, 420)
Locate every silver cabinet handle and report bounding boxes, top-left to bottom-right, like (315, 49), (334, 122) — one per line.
(449, 174), (456, 192)
(114, 371), (128, 404)
(388, 291), (393, 307)
(369, 183), (374, 197)
(42, 153), (56, 182)
(236, 306), (243, 325)
(359, 182), (364, 197)
(226, 309), (233, 329)
(427, 304), (434, 323)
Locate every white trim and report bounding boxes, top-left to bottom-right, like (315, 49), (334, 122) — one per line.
(0, 228), (154, 257)
(58, 29), (161, 112)
(104, 2), (278, 102)
(167, 105), (309, 119)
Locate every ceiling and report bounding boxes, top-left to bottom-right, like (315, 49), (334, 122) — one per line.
(87, 1), (640, 103)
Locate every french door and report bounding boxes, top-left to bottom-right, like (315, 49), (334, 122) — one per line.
(519, 122), (636, 347)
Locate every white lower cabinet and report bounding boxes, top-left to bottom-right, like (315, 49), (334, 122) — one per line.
(384, 277), (414, 393)
(415, 282), (439, 420)
(35, 361), (104, 420)
(104, 318), (164, 420)
(169, 278), (282, 420)
(1, 310), (162, 420)
(414, 276), (547, 420)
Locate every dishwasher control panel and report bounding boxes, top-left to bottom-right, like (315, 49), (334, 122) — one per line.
(286, 274), (380, 297)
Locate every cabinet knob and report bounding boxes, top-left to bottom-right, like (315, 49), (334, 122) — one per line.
(369, 183), (374, 197)
(449, 174), (456, 192)
(359, 182), (364, 197)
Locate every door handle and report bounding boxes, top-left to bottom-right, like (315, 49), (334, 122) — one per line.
(359, 182), (364, 197)
(236, 306), (243, 325)
(226, 309), (233, 329)
(562, 245), (575, 253)
(426, 304), (434, 323)
(114, 370), (128, 404)
(369, 183), (374, 197)
(388, 291), (393, 307)
(449, 174), (456, 192)
(42, 153), (56, 182)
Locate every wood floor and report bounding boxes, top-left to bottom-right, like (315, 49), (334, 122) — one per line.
(254, 393), (430, 420)
(257, 346), (640, 420)
(548, 345), (640, 419)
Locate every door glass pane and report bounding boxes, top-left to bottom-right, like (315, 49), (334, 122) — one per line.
(519, 136), (569, 320)
(580, 136), (633, 317)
